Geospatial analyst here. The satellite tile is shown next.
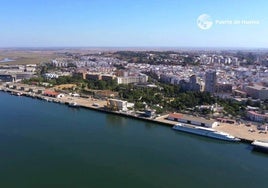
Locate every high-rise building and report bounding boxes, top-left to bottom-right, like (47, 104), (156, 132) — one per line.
(205, 70), (217, 94)
(189, 75), (204, 92)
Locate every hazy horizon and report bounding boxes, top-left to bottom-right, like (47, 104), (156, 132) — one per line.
(1, 46), (268, 51)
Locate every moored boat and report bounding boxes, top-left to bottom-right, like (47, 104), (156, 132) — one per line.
(251, 140), (268, 153)
(15, 92), (23, 96)
(172, 123), (240, 142)
(68, 102), (79, 107)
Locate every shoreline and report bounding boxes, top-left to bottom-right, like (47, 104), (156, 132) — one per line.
(1, 87), (267, 144)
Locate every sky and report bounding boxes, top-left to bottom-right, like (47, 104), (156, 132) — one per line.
(0, 0), (267, 48)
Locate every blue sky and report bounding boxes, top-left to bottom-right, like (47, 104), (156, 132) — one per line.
(0, 0), (267, 48)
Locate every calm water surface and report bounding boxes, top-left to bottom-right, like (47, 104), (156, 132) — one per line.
(0, 92), (267, 188)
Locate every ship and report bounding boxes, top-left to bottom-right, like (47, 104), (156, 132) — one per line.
(172, 123), (240, 142)
(68, 102), (79, 107)
(251, 140), (268, 153)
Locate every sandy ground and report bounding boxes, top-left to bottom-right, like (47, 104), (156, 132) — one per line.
(156, 114), (268, 141)
(215, 123), (268, 142)
(58, 96), (107, 109)
(53, 84), (77, 90)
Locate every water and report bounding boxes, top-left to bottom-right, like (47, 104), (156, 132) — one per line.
(0, 92), (267, 188)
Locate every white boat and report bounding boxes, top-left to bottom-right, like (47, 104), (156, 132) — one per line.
(16, 92), (22, 96)
(251, 140), (268, 152)
(92, 103), (99, 107)
(172, 123), (240, 142)
(68, 102), (79, 107)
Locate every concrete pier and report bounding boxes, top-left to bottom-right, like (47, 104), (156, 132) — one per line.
(1, 87), (267, 143)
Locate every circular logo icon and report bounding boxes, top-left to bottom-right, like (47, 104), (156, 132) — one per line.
(197, 14), (213, 30)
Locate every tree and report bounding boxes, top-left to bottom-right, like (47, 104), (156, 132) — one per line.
(96, 80), (107, 90)
(135, 102), (145, 110)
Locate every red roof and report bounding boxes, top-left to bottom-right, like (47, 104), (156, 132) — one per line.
(217, 118), (235, 123)
(44, 90), (59, 96)
(168, 113), (183, 119)
(248, 111), (268, 118)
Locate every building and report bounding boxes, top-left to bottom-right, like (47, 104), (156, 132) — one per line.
(86, 73), (102, 81)
(94, 90), (119, 99)
(43, 73), (59, 79)
(233, 90), (247, 98)
(167, 113), (219, 128)
(107, 99), (128, 111)
(160, 74), (179, 84)
(189, 75), (204, 92)
(205, 70), (217, 94)
(0, 74), (16, 82)
(73, 71), (86, 79)
(52, 59), (68, 67)
(43, 90), (63, 98)
(216, 83), (232, 93)
(143, 109), (156, 118)
(16, 73), (34, 81)
(216, 118), (236, 124)
(101, 74), (116, 81)
(117, 74), (148, 84)
(116, 70), (129, 77)
(245, 85), (268, 100)
(247, 111), (268, 122)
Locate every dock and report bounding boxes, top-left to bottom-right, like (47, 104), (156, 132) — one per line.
(1, 87), (267, 143)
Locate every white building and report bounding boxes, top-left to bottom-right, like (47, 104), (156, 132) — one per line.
(107, 99), (128, 111)
(167, 113), (219, 128)
(43, 73), (59, 79)
(117, 74), (148, 84)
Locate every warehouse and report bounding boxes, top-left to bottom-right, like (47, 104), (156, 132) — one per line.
(167, 113), (219, 128)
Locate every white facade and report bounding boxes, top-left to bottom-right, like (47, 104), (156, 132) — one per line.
(108, 99), (128, 111)
(168, 113), (218, 128)
(117, 74), (148, 84)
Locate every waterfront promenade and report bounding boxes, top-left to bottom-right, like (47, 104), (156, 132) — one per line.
(155, 115), (268, 142)
(1, 86), (267, 143)
(215, 123), (268, 142)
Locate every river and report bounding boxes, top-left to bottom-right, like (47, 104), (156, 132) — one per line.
(0, 92), (267, 188)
